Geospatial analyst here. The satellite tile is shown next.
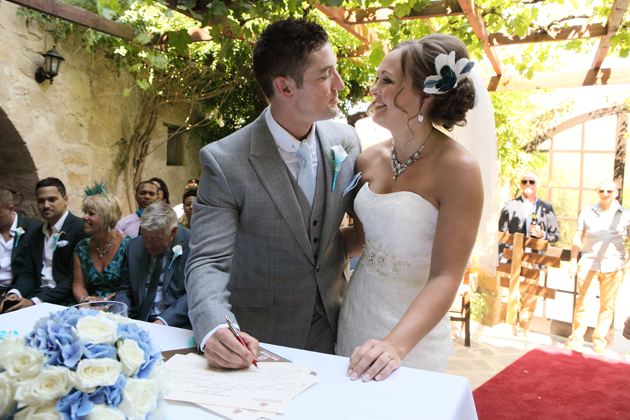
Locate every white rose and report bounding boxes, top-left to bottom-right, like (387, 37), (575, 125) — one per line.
(148, 360), (172, 398)
(148, 401), (168, 420)
(73, 358), (121, 391)
(0, 335), (25, 368)
(14, 367), (71, 408)
(0, 372), (15, 418)
(103, 312), (130, 324)
(87, 404), (126, 420)
(4, 347), (45, 381)
(73, 314), (118, 344)
(14, 402), (61, 420)
(119, 378), (158, 420)
(117, 339), (144, 376)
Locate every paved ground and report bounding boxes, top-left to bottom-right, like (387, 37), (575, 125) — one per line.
(446, 321), (630, 390)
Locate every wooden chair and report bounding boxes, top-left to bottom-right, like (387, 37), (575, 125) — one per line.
(450, 269), (472, 347)
(497, 232), (561, 326)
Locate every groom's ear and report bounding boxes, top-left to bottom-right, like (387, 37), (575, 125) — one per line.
(272, 76), (294, 100)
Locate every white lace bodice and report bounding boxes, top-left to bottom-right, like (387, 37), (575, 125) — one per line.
(337, 183), (452, 372)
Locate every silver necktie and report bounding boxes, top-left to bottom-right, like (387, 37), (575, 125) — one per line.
(297, 140), (315, 206)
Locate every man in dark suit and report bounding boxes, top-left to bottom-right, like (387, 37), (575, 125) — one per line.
(0, 188), (43, 296)
(499, 170), (560, 335)
(114, 201), (191, 329)
(0, 178), (88, 312)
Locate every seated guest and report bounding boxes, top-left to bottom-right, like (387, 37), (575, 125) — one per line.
(150, 177), (171, 205)
(114, 201), (191, 328)
(115, 181), (159, 237)
(0, 178), (88, 312)
(0, 188), (42, 296)
(73, 183), (131, 303)
(174, 179), (199, 218)
(177, 186), (197, 230)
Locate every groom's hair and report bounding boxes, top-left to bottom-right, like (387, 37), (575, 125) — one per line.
(253, 18), (329, 100)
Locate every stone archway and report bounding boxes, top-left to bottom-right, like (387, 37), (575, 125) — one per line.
(0, 106), (40, 219)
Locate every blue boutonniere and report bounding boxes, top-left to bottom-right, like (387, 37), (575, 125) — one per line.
(168, 244), (183, 269)
(14, 226), (25, 248)
(327, 140), (354, 191)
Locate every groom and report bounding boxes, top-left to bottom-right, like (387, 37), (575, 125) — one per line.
(186, 18), (361, 368)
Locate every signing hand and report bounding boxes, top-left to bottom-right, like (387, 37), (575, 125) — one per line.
(203, 328), (259, 369)
(84, 296), (106, 303)
(623, 316), (630, 340)
(1, 294), (34, 313)
(347, 339), (401, 382)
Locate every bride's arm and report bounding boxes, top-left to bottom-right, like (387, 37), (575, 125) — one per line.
(347, 148), (483, 381)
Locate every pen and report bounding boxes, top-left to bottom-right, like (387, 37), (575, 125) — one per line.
(224, 315), (259, 368)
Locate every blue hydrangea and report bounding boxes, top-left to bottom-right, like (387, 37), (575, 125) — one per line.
(117, 323), (162, 378)
(57, 389), (94, 420)
(89, 374), (126, 407)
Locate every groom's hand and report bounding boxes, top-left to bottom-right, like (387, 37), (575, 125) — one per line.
(204, 328), (259, 369)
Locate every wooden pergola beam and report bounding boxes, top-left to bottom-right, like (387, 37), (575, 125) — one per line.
(457, 0), (503, 75)
(489, 23), (607, 46)
(344, 1), (463, 24)
(592, 0), (630, 69)
(484, 67), (630, 91)
(316, 4), (381, 46)
(5, 0), (136, 41)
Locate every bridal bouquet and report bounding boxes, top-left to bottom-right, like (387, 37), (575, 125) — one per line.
(0, 308), (172, 420)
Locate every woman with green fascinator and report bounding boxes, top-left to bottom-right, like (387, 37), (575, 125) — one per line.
(72, 182), (131, 303)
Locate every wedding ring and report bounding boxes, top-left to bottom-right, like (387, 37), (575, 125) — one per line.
(383, 352), (392, 362)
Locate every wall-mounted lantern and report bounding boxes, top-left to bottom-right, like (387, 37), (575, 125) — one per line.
(35, 46), (65, 84)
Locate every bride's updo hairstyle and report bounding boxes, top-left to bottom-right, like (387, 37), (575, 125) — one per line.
(395, 34), (475, 131)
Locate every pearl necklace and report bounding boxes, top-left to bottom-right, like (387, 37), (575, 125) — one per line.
(391, 128), (434, 179)
(95, 236), (114, 259)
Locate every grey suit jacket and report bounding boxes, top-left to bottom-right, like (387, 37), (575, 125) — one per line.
(186, 111), (361, 350)
(114, 227), (191, 329)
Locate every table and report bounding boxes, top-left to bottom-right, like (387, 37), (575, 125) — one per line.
(1, 304), (478, 420)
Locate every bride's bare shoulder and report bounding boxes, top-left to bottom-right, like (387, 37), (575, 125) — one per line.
(356, 139), (391, 172)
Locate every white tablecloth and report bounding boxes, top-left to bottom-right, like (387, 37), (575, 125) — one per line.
(0, 304), (478, 420)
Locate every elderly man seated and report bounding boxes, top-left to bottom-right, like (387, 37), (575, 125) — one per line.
(114, 201), (191, 329)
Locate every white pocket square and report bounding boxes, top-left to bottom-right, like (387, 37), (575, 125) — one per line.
(343, 172), (362, 197)
(56, 240), (69, 248)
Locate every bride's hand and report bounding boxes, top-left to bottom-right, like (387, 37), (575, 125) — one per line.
(346, 339), (401, 382)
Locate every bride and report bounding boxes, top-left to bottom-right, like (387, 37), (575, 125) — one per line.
(337, 33), (497, 380)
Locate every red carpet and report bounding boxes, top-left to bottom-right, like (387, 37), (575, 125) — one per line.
(473, 345), (630, 420)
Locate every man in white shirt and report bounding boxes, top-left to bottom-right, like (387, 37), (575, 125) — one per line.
(0, 188), (42, 296)
(115, 181), (159, 237)
(567, 180), (630, 354)
(0, 178), (88, 312)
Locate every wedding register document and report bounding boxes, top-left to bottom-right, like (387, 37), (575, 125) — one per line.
(164, 352), (317, 416)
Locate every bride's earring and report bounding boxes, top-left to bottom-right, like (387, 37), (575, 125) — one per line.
(417, 112), (424, 122)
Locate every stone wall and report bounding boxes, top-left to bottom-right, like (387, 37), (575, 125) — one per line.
(0, 2), (202, 218)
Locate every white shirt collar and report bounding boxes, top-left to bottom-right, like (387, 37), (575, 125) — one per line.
(265, 107), (318, 160)
(597, 200), (619, 214)
(42, 210), (70, 236)
(9, 212), (18, 236)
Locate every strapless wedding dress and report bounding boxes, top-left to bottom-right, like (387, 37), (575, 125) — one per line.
(336, 183), (452, 372)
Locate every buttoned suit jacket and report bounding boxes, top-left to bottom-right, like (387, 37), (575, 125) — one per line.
(186, 111), (361, 350)
(498, 195), (560, 259)
(13, 212), (88, 304)
(114, 227), (191, 329)
(8, 214), (43, 286)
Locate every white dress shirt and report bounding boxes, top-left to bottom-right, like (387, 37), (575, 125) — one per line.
(8, 210), (69, 304)
(201, 107), (322, 349)
(0, 212), (18, 287)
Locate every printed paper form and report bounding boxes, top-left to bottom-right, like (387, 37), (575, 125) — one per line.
(165, 353), (312, 414)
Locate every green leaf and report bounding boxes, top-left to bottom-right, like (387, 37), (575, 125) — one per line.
(327, 0), (344, 6)
(137, 79), (150, 90)
(148, 52), (168, 69)
(179, 0), (196, 9)
(368, 42), (385, 68)
(393, 3), (411, 18)
(168, 29), (193, 56)
(133, 32), (152, 45)
(129, 63), (143, 74)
